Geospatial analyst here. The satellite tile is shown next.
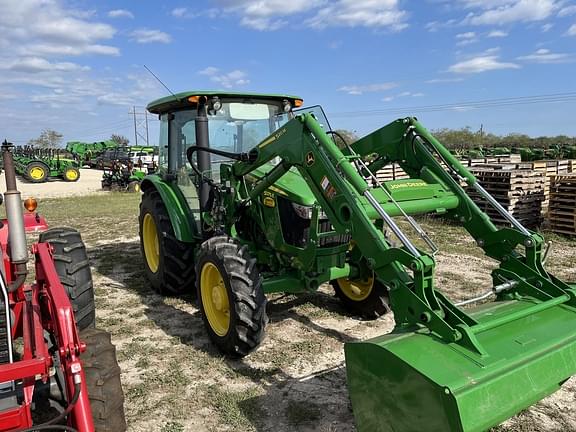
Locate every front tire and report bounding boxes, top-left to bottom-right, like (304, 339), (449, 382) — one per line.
(81, 328), (126, 432)
(196, 236), (267, 358)
(331, 274), (390, 320)
(139, 189), (195, 295)
(40, 227), (96, 330)
(63, 167), (80, 182)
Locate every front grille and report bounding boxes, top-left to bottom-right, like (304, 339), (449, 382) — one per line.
(277, 197), (350, 248)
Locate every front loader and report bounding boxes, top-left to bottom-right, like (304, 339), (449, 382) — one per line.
(138, 92), (576, 431)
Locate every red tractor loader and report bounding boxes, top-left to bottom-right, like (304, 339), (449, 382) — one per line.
(0, 140), (126, 431)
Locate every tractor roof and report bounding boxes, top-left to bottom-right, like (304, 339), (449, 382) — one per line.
(147, 90), (303, 114)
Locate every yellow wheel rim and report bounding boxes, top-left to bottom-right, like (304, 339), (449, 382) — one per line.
(142, 213), (160, 273)
(29, 167), (45, 180)
(65, 169), (78, 181)
(337, 274), (374, 301)
(200, 262), (230, 337)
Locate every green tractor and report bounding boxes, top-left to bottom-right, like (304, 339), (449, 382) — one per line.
(13, 147), (80, 183)
(138, 91), (576, 432)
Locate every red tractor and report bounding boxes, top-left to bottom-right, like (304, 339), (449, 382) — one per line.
(0, 140), (125, 431)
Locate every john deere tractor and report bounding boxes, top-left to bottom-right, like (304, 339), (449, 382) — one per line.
(138, 91), (576, 432)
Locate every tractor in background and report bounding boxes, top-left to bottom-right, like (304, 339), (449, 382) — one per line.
(0, 140), (125, 431)
(138, 91), (576, 432)
(12, 146), (80, 183)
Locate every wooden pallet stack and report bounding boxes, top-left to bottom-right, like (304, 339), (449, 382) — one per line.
(531, 160), (574, 217)
(374, 163), (409, 182)
(548, 174), (576, 236)
(469, 166), (545, 227)
(461, 154), (522, 167)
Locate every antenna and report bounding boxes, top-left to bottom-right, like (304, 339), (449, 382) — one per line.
(143, 64), (180, 101)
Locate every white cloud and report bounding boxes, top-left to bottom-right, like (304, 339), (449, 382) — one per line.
(171, 7), (189, 18)
(487, 29), (508, 37)
(337, 82), (398, 95)
(216, 0), (408, 30)
(198, 67), (250, 88)
(2, 57), (89, 73)
(218, 0), (323, 30)
(382, 91), (425, 102)
(22, 43), (119, 57)
(541, 22), (554, 31)
(448, 55), (520, 73)
(456, 31), (478, 45)
(130, 29), (172, 44)
(463, 0), (559, 26)
(456, 31), (476, 39)
(0, 0), (118, 57)
(517, 48), (572, 63)
(108, 9), (134, 19)
(558, 5), (576, 16)
(425, 77), (465, 83)
(568, 23), (576, 35)
(306, 0), (408, 30)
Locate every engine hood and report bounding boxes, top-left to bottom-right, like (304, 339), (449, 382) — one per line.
(246, 163), (316, 206)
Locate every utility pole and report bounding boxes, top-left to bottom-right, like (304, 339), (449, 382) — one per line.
(132, 105), (138, 146)
(129, 106), (150, 147)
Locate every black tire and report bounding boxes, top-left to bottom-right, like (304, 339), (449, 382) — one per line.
(127, 181), (140, 193)
(25, 161), (49, 183)
(39, 227), (96, 330)
(196, 236), (267, 358)
(139, 188), (195, 295)
(330, 275), (390, 320)
(81, 328), (126, 432)
(62, 166), (80, 182)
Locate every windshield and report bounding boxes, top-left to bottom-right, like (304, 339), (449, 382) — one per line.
(165, 101), (290, 177)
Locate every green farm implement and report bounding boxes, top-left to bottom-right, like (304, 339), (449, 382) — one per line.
(13, 146), (80, 183)
(101, 149), (146, 192)
(66, 140), (118, 166)
(138, 91), (576, 431)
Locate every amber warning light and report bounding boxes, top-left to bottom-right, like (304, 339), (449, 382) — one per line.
(24, 197), (38, 213)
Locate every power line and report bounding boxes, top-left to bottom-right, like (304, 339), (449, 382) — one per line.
(329, 91), (576, 118)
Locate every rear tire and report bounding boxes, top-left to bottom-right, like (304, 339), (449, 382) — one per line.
(139, 189), (195, 295)
(81, 328), (126, 432)
(196, 236), (267, 357)
(331, 275), (390, 320)
(40, 227), (96, 330)
(26, 161), (49, 183)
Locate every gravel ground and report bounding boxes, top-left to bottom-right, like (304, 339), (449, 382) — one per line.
(0, 168), (103, 199)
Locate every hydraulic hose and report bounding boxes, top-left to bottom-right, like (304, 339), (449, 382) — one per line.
(17, 382), (81, 432)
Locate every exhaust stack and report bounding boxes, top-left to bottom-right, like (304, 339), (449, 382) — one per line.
(1, 140), (28, 291)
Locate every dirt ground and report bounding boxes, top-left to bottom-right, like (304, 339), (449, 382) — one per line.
(32, 193), (576, 432)
(0, 168), (103, 199)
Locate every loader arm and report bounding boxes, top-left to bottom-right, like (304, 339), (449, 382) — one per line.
(232, 113), (576, 432)
(233, 113), (576, 354)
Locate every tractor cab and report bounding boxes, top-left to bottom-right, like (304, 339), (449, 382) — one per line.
(147, 91), (303, 212)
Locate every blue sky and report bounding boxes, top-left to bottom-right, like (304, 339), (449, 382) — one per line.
(0, 0), (575, 146)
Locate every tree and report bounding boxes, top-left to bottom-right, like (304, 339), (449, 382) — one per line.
(28, 129), (63, 148)
(332, 129), (358, 149)
(110, 134), (129, 146)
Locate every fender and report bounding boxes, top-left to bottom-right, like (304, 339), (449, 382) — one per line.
(140, 175), (199, 242)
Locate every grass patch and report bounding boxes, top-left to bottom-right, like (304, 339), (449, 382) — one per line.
(204, 385), (263, 431)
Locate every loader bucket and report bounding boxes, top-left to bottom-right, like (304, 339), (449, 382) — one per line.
(345, 299), (576, 432)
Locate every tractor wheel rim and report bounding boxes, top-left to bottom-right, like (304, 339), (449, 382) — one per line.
(337, 274), (374, 301)
(142, 213), (160, 273)
(200, 262), (230, 337)
(66, 169), (78, 180)
(30, 167), (45, 180)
